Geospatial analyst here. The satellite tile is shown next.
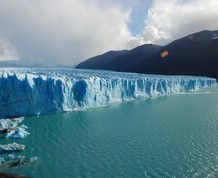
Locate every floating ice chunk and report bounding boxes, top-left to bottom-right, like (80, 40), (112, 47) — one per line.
(0, 117), (29, 139)
(0, 117), (24, 132)
(11, 117), (24, 123)
(0, 142), (25, 153)
(5, 125), (29, 139)
(0, 154), (38, 168)
(28, 156), (38, 162)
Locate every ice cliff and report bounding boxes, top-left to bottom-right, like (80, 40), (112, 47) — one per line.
(0, 68), (217, 118)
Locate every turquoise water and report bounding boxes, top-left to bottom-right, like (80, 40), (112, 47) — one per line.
(2, 86), (218, 177)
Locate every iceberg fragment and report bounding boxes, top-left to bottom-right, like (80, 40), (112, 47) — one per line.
(0, 117), (24, 132)
(0, 154), (38, 168)
(0, 68), (217, 118)
(0, 142), (25, 153)
(0, 117), (29, 139)
(5, 125), (29, 139)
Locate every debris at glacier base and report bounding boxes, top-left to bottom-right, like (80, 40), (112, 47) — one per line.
(0, 154), (38, 168)
(0, 117), (29, 139)
(0, 142), (25, 153)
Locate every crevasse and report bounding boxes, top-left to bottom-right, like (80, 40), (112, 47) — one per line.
(0, 68), (217, 118)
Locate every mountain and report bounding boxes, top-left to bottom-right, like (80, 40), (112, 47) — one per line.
(76, 44), (162, 72)
(0, 60), (27, 67)
(77, 50), (128, 70)
(0, 60), (71, 68)
(0, 60), (43, 68)
(136, 30), (218, 79)
(76, 30), (218, 80)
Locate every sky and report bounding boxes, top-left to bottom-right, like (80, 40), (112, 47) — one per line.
(0, 0), (218, 66)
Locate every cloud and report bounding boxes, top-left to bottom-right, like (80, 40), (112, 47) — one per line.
(0, 0), (137, 66)
(139, 0), (218, 45)
(0, 0), (218, 66)
(0, 38), (18, 61)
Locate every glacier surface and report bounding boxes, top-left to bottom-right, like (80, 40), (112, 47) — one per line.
(0, 68), (217, 118)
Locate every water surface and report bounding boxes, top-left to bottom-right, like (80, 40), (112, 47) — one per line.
(2, 86), (218, 177)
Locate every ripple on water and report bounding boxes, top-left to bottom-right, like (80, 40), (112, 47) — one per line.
(4, 86), (218, 177)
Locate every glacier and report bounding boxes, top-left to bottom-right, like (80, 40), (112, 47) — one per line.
(0, 68), (217, 118)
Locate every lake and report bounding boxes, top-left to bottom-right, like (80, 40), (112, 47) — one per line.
(2, 86), (218, 178)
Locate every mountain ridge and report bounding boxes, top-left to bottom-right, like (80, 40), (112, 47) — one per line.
(76, 30), (218, 80)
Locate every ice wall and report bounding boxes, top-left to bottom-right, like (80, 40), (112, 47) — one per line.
(0, 68), (217, 118)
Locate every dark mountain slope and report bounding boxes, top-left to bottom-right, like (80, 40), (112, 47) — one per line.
(76, 44), (162, 72)
(76, 30), (218, 80)
(77, 50), (128, 70)
(136, 30), (218, 79)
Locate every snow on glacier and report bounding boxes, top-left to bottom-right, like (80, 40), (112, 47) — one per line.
(0, 68), (217, 118)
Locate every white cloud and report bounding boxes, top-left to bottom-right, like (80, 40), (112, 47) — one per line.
(0, 0), (218, 66)
(0, 0), (137, 66)
(139, 0), (218, 45)
(0, 38), (18, 61)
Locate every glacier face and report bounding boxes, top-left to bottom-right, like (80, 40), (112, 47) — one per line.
(0, 68), (217, 118)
